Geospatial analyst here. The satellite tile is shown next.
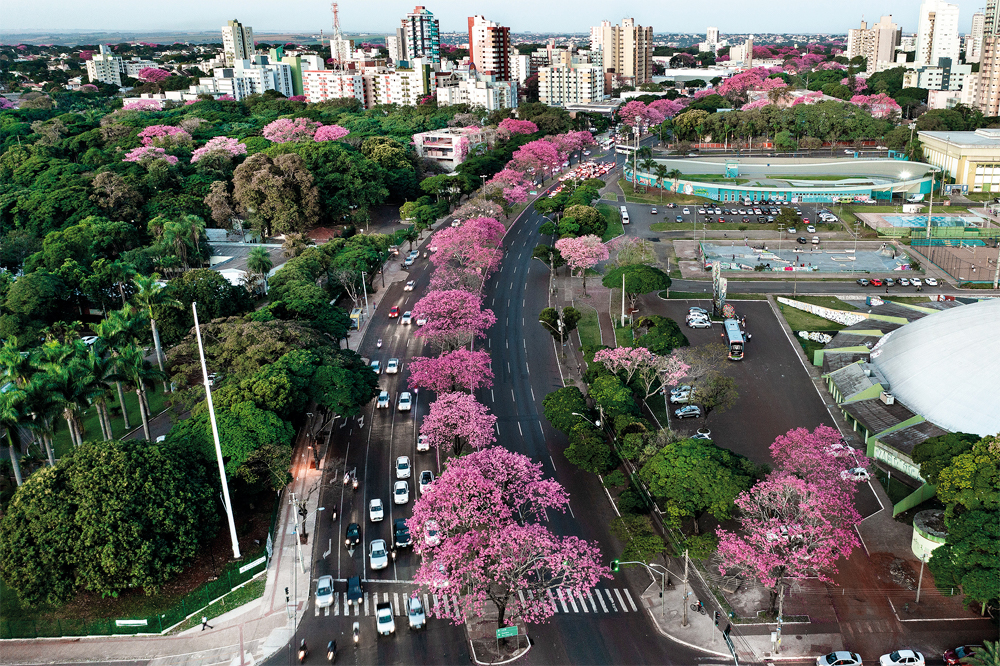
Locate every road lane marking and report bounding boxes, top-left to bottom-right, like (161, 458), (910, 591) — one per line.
(604, 589), (618, 612)
(518, 422), (523, 437)
(491, 389), (495, 402)
(546, 589), (559, 613)
(623, 588), (638, 612)
(557, 588), (571, 613)
(564, 588), (579, 613)
(595, 590), (608, 612)
(577, 590), (589, 613)
(363, 592), (369, 616)
(530, 387), (535, 401)
(549, 455), (556, 470)
(567, 502), (575, 519)
(507, 361), (511, 374)
(587, 589), (599, 612)
(511, 388), (515, 402)
(334, 594), (340, 616)
(613, 588), (628, 612)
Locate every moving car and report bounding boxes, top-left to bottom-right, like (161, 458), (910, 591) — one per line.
(797, 237), (808, 244)
(408, 595), (426, 630)
(419, 470), (435, 495)
(377, 390), (390, 408)
(389, 306), (400, 318)
(650, 207), (657, 214)
(816, 651), (863, 666)
(369, 498), (384, 522)
(879, 650), (925, 666)
(674, 405), (702, 419)
(370, 360), (381, 374)
(841, 467), (871, 482)
(398, 391), (412, 411)
(394, 518), (412, 548)
(924, 277), (937, 286)
(404, 280), (415, 291)
(394, 480), (410, 504)
(416, 317), (427, 326)
(376, 601), (396, 635)
(370, 539), (389, 570)
(345, 522), (361, 549)
(346, 575), (364, 605)
(316, 575), (334, 609)
(396, 455), (411, 479)
(386, 358), (399, 374)
(944, 645), (982, 665)
(417, 434), (430, 452)
(401, 311), (412, 325)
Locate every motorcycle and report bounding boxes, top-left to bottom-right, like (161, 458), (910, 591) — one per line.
(330, 507), (337, 523)
(327, 640), (337, 663)
(353, 622), (360, 645)
(298, 638), (309, 663)
(343, 472), (350, 487)
(376, 338), (382, 348)
(352, 477), (359, 491)
(390, 547), (397, 561)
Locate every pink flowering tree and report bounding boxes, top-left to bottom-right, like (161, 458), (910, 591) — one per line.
(648, 98), (685, 119)
(496, 118), (538, 140)
(123, 99), (162, 111)
(314, 124), (350, 141)
(407, 349), (494, 393)
(554, 235), (609, 295)
(593, 347), (690, 400)
(455, 198), (504, 222)
(411, 289), (497, 351)
(508, 139), (563, 177)
(850, 93), (900, 119)
(217, 94), (235, 101)
(0, 97), (15, 110)
(420, 392), (497, 455)
(80, 83), (98, 93)
(740, 98), (771, 111)
(190, 136), (248, 162)
(789, 91), (825, 107)
(484, 169), (529, 210)
(287, 95), (307, 102)
(137, 67), (171, 83)
(618, 100), (650, 127)
(137, 124), (192, 148)
(262, 117), (320, 143)
(429, 217), (504, 291)
(409, 447), (611, 629)
(769, 425), (863, 490)
(122, 146), (178, 165)
(841, 77), (868, 93)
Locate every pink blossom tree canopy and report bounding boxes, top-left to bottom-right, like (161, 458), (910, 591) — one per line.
(137, 67), (171, 83)
(80, 83), (98, 92)
(123, 99), (162, 111)
(314, 124), (350, 141)
(593, 347), (690, 400)
(190, 136), (248, 162)
(137, 124), (192, 148)
(554, 235), (609, 294)
(419, 392), (497, 455)
(850, 93), (900, 119)
(428, 218), (504, 291)
(407, 349), (494, 393)
(485, 169), (529, 208)
(262, 117), (321, 143)
(508, 139), (563, 176)
(287, 95), (307, 102)
(409, 447), (611, 628)
(648, 98), (685, 119)
(496, 118), (538, 140)
(411, 289), (497, 351)
(122, 146), (178, 165)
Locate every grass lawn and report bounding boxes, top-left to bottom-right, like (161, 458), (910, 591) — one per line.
(617, 180), (713, 205)
(777, 302), (848, 332)
(576, 306), (603, 349)
(787, 295), (859, 311)
(168, 576), (266, 634)
(49, 384), (171, 458)
(597, 203), (625, 242)
(613, 324), (635, 348)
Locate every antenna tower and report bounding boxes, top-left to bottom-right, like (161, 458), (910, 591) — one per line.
(331, 2), (344, 69)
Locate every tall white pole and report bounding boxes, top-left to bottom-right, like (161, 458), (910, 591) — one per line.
(621, 272), (626, 328)
(193, 302), (242, 559)
(362, 271), (370, 320)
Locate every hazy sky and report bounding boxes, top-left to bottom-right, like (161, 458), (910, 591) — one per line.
(3, 0), (989, 35)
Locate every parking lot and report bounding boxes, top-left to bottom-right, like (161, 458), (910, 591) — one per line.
(649, 299), (883, 519)
(620, 199), (843, 237)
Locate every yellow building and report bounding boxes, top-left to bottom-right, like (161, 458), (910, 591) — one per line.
(918, 127), (1000, 192)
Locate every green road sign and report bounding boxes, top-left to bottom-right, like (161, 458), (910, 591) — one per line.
(496, 626), (518, 639)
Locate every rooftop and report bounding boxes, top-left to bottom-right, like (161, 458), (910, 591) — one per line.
(918, 127), (1000, 148)
(842, 398), (918, 435)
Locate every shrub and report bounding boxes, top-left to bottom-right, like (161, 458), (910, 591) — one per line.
(603, 470), (627, 488)
(618, 485), (651, 514)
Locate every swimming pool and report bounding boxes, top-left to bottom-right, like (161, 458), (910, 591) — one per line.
(881, 215), (976, 228)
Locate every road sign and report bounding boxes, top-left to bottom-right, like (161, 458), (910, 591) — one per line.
(496, 626), (518, 639)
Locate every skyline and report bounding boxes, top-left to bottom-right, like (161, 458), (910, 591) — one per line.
(2, 0), (990, 37)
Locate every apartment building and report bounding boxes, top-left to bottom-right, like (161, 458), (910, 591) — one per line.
(400, 6), (440, 64)
(968, 11), (986, 63)
(85, 45), (123, 86)
(222, 19), (255, 67)
(302, 70), (365, 104)
(468, 15), (511, 81)
(595, 18), (653, 85)
(194, 57), (293, 101)
(846, 16), (902, 73)
(978, 0), (1000, 114)
(412, 126), (495, 171)
(435, 75), (517, 110)
(539, 62), (605, 105)
(916, 0), (960, 67)
(904, 57), (973, 91)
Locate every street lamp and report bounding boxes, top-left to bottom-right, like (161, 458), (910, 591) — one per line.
(613, 560), (671, 618)
(571, 412), (601, 428)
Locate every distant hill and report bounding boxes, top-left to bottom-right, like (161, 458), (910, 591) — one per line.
(0, 30), (388, 46)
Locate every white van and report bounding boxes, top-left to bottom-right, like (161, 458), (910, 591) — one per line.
(621, 211), (630, 224)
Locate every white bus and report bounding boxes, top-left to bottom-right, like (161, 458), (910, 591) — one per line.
(620, 205), (630, 224)
(615, 144), (639, 156)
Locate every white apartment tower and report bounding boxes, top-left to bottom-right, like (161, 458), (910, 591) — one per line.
(468, 15), (512, 81)
(85, 45), (124, 86)
(706, 27), (719, 45)
(590, 21), (610, 52)
(977, 0), (1000, 114)
(222, 20), (255, 67)
(847, 16), (902, 73)
(400, 6), (440, 64)
(968, 11), (986, 62)
(916, 0), (961, 66)
(596, 18), (653, 85)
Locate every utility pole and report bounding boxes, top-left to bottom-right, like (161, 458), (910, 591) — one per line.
(915, 553), (928, 603)
(621, 272), (627, 327)
(775, 582), (784, 653)
(361, 271), (370, 320)
(681, 549), (690, 628)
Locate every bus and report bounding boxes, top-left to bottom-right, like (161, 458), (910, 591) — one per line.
(722, 319), (745, 360)
(620, 205), (629, 224)
(615, 144), (639, 156)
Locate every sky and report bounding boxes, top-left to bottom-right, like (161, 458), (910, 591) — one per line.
(2, 0), (988, 35)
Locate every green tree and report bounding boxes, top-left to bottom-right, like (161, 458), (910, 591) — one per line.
(131, 274), (178, 392)
(0, 270), (68, 343)
(542, 386), (590, 434)
(912, 432), (980, 486)
(609, 514), (666, 563)
(232, 152), (321, 237)
(246, 246), (274, 295)
(0, 388), (28, 486)
(589, 374), (637, 418)
(958, 640), (998, 666)
(602, 265), (671, 309)
(153, 269), (253, 345)
(633, 315), (689, 355)
(695, 374), (738, 423)
(564, 422), (615, 474)
(538, 306), (581, 344)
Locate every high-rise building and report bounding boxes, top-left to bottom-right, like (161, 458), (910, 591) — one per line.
(729, 35), (755, 66)
(977, 0), (1000, 114)
(916, 0), (961, 67)
(847, 16), (902, 73)
(706, 27), (720, 45)
(591, 21), (610, 52)
(400, 6), (440, 64)
(386, 32), (405, 64)
(468, 15), (511, 81)
(222, 19), (255, 67)
(85, 44), (124, 86)
(539, 61), (606, 105)
(968, 11), (986, 62)
(595, 18), (653, 86)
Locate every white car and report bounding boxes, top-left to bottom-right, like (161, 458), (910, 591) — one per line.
(841, 467), (871, 482)
(315, 575), (334, 608)
(417, 434), (430, 452)
(416, 317), (427, 326)
(924, 277), (937, 286)
(688, 307), (709, 315)
(670, 385), (692, 396)
(688, 318), (712, 329)
(910, 277), (922, 287)
(369, 498), (384, 522)
(806, 225), (816, 233)
(370, 360), (381, 374)
(419, 470), (434, 495)
(396, 455), (411, 479)
(898, 278), (910, 287)
(377, 390), (390, 408)
(376, 601), (396, 635)
(817, 652), (863, 666)
(369, 539), (389, 570)
(879, 650), (925, 666)
(401, 311), (412, 325)
(451, 219), (461, 227)
(404, 280), (415, 291)
(825, 442), (850, 457)
(408, 595), (426, 629)
(670, 391), (692, 404)
(394, 480), (409, 504)
(682, 208), (690, 214)
(398, 391), (412, 411)
(386, 358), (399, 374)
(80, 335), (99, 346)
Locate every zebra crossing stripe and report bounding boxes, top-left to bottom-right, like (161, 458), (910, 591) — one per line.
(363, 592), (369, 616)
(623, 588), (638, 612)
(613, 588), (628, 612)
(603, 589), (618, 612)
(556, 588), (570, 613)
(593, 589), (608, 613)
(432, 593), (439, 615)
(383, 592), (389, 606)
(545, 589), (558, 613)
(587, 589), (599, 612)
(576, 590), (589, 613)
(334, 594), (340, 616)
(422, 593), (430, 618)
(353, 600), (359, 616)
(393, 592), (400, 615)
(564, 589), (579, 613)
(517, 590), (526, 606)
(314, 603), (319, 617)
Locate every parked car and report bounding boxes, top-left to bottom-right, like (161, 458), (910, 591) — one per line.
(386, 358), (399, 374)
(670, 390), (692, 404)
(806, 225), (816, 233)
(688, 318), (712, 329)
(885, 278), (895, 287)
(389, 306), (400, 318)
(683, 208), (690, 214)
(879, 650), (925, 666)
(370, 539), (389, 570)
(376, 601), (396, 635)
(396, 455), (411, 479)
(898, 278), (910, 287)
(377, 390), (390, 408)
(401, 311), (412, 325)
(812, 236), (820, 245)
(316, 575), (334, 609)
(408, 595), (426, 630)
(346, 575), (364, 605)
(911, 277), (923, 287)
(676, 215), (684, 222)
(394, 480), (410, 504)
(398, 391), (412, 411)
(870, 278), (883, 287)
(856, 278), (870, 286)
(797, 237), (808, 244)
(674, 405), (702, 419)
(841, 467), (871, 482)
(816, 651), (863, 666)
(369, 498), (384, 522)
(404, 280), (415, 291)
(670, 385), (692, 395)
(787, 227), (796, 234)
(944, 645), (982, 665)
(419, 470), (435, 495)
(924, 277), (937, 286)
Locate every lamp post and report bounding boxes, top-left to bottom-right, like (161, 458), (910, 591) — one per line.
(612, 560), (670, 618)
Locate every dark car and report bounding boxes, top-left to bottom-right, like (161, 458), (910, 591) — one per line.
(666, 202), (677, 208)
(742, 216), (750, 223)
(757, 216), (767, 223)
(346, 575), (364, 606)
(675, 215), (684, 222)
(944, 645), (982, 665)
(345, 522), (361, 548)
(797, 236), (808, 244)
(394, 518), (412, 548)
(856, 278), (869, 286)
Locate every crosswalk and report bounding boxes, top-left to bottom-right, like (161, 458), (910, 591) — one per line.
(314, 587), (638, 617)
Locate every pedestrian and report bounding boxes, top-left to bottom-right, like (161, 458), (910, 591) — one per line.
(885, 286), (889, 294)
(201, 616), (213, 631)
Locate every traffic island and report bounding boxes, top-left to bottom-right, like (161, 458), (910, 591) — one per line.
(463, 602), (531, 665)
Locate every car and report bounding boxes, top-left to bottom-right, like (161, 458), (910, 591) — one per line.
(396, 455), (411, 479)
(714, 208), (722, 214)
(369, 498), (384, 522)
(898, 278), (910, 287)
(841, 467), (871, 482)
(743, 216), (751, 223)
(80, 335), (99, 346)
(419, 470), (435, 495)
(787, 227), (796, 234)
(753, 208), (763, 215)
(666, 202), (676, 208)
(816, 651), (863, 666)
(401, 311), (412, 325)
(670, 390), (692, 404)
(688, 318), (712, 329)
(812, 236), (820, 245)
(386, 358), (399, 374)
(377, 390), (390, 408)
(675, 215), (684, 222)
(911, 277), (923, 287)
(675, 405), (702, 419)
(424, 519), (441, 546)
(691, 431), (712, 441)
(650, 207), (657, 214)
(389, 306), (400, 318)
(394, 517), (412, 548)
(370, 360), (381, 374)
(825, 442), (851, 457)
(416, 317), (427, 326)
(408, 595), (426, 629)
(885, 278), (895, 287)
(404, 280), (415, 291)
(870, 278), (883, 287)
(451, 219), (461, 227)
(407, 250), (420, 260)
(398, 391), (412, 411)
(682, 208), (690, 214)
(718, 216), (726, 223)
(738, 209), (747, 215)
(417, 434), (430, 451)
(766, 216), (775, 222)
(345, 522), (361, 548)
(797, 237), (808, 244)
(376, 601), (396, 635)
(924, 277), (937, 286)
(688, 307), (709, 315)
(944, 645), (982, 665)
(316, 575), (335, 608)
(583, 150), (591, 155)
(806, 225), (816, 233)
(370, 538), (389, 570)
(697, 208), (706, 215)
(404, 255), (416, 266)
(856, 278), (869, 286)
(670, 385), (692, 395)
(757, 216), (767, 223)
(388, 245), (400, 256)
(802, 218), (810, 225)
(394, 480), (409, 504)
(879, 650), (925, 666)
(346, 575), (364, 605)
(686, 316), (709, 326)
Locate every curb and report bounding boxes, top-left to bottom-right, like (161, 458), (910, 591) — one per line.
(468, 634), (532, 666)
(640, 601), (730, 659)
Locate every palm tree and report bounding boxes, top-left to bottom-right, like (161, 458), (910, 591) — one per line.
(282, 233), (314, 258)
(667, 168), (683, 196)
(246, 247), (273, 295)
(132, 274), (177, 392)
(653, 164), (669, 202)
(91, 308), (147, 429)
(118, 343), (165, 441)
(35, 341), (94, 448)
(80, 349), (120, 440)
(0, 389), (28, 486)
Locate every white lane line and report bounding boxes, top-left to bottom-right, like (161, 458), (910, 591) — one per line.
(422, 593), (430, 617)
(623, 588), (638, 612)
(530, 387), (535, 401)
(565, 589), (579, 613)
(506, 339), (509, 348)
(507, 361), (511, 374)
(508, 299), (510, 307)
(577, 590), (589, 613)
(614, 588), (629, 612)
(523, 298), (525, 307)
(393, 592), (400, 615)
(567, 501), (575, 518)
(334, 594), (340, 616)
(523, 339), (526, 350)
(511, 388), (516, 402)
(491, 389), (495, 402)
(526, 363), (529, 376)
(518, 422), (523, 437)
(586, 589), (598, 612)
(556, 588), (571, 613)
(510, 281), (514, 290)
(549, 455), (557, 470)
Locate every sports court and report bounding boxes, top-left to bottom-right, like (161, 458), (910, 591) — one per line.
(700, 240), (913, 273)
